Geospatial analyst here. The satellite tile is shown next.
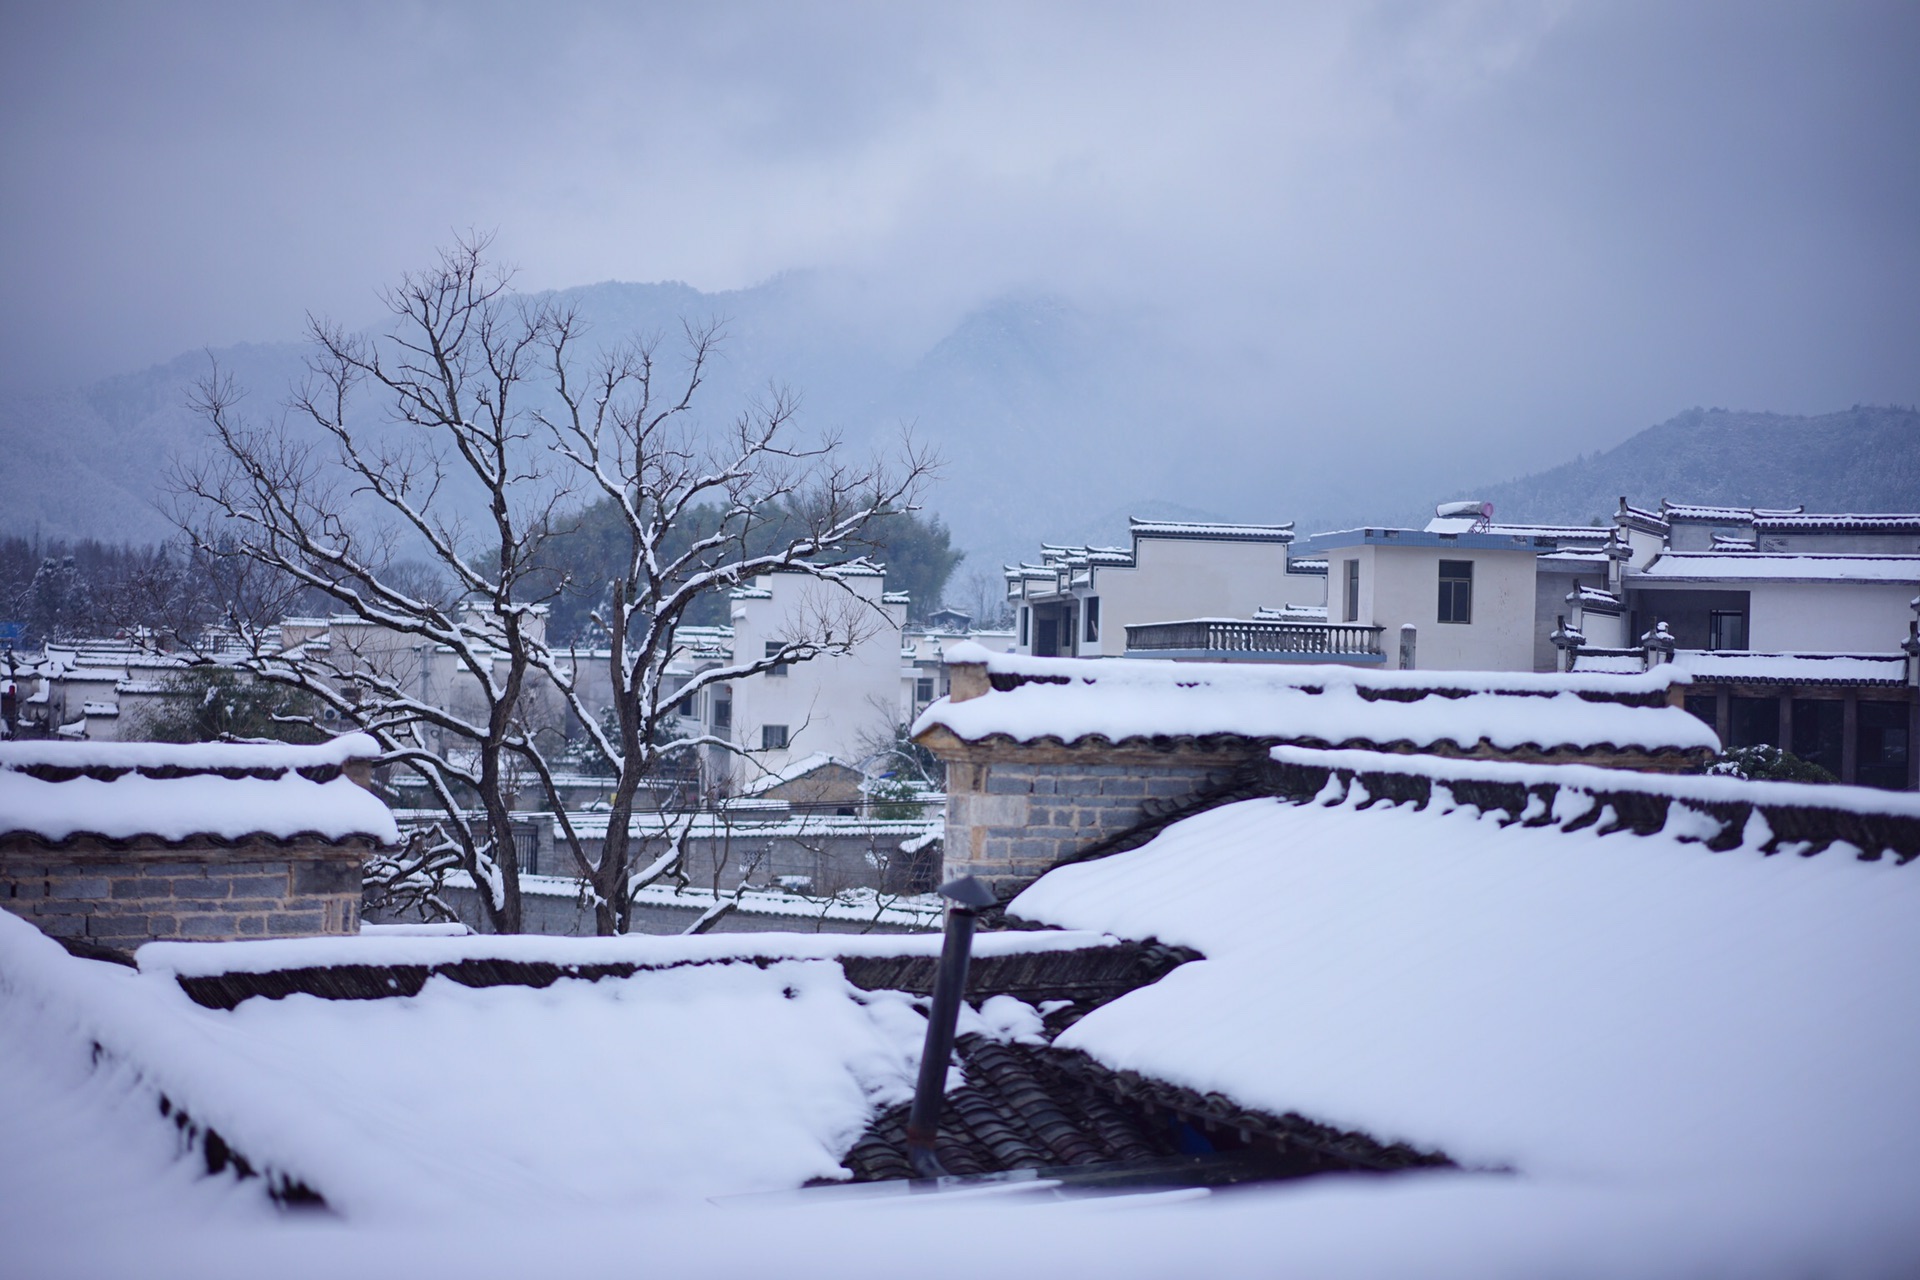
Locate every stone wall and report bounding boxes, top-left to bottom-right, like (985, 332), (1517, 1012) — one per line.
(1, 837), (367, 947)
(938, 741), (1261, 897)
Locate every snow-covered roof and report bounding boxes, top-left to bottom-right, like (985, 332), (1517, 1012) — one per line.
(1750, 512), (1920, 533)
(1008, 745), (1920, 1247)
(736, 752), (858, 797)
(0, 733), (381, 773)
(1423, 517), (1610, 543)
(0, 734), (396, 846)
(1631, 552), (1920, 584)
(0, 914), (1118, 1226)
(916, 644), (1717, 757)
(1565, 584), (1622, 610)
(1129, 518), (1293, 542)
(1662, 502), (1804, 522)
(1668, 651), (1911, 686)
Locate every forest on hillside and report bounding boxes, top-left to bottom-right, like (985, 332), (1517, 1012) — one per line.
(0, 505), (962, 648)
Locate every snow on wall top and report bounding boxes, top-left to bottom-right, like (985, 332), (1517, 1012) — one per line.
(137, 924), (1116, 980)
(0, 733), (381, 773)
(1631, 553), (1920, 583)
(1009, 750), (1920, 1190)
(917, 645), (1716, 754)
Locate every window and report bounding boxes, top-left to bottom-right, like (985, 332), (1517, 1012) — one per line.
(1856, 701), (1910, 791)
(1727, 696), (1780, 749)
(760, 724), (789, 750)
(764, 640), (788, 676)
(1018, 607), (1029, 647)
(1791, 698), (1843, 778)
(1343, 560), (1360, 623)
(711, 690), (731, 732)
(1437, 560), (1473, 624)
(915, 677), (934, 705)
(676, 690), (696, 717)
(1707, 610), (1747, 651)
(1084, 597), (1100, 643)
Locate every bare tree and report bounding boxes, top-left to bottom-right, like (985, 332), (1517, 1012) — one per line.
(171, 237), (932, 935)
(529, 310), (934, 934)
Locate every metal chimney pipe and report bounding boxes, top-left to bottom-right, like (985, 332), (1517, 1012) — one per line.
(905, 874), (998, 1180)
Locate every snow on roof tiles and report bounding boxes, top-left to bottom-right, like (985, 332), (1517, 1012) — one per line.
(1669, 651), (1910, 686)
(1128, 519), (1294, 541)
(1010, 745), (1920, 1198)
(1750, 512), (1920, 533)
(1631, 553), (1920, 583)
(0, 734), (396, 846)
(915, 646), (1717, 756)
(0, 733), (381, 772)
(1662, 502), (1805, 521)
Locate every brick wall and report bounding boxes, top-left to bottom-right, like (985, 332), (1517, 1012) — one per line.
(1, 837), (367, 947)
(939, 744), (1259, 897)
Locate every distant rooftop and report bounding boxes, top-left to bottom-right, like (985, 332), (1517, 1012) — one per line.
(1631, 552), (1920, 584)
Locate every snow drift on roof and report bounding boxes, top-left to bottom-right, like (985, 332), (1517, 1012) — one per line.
(0, 911), (938, 1217)
(1009, 755), (1920, 1188)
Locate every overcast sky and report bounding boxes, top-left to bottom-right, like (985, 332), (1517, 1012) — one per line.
(2, 1), (1916, 470)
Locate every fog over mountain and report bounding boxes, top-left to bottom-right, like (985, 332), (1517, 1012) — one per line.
(3, 4), (1918, 583)
(0, 273), (1391, 569)
(4, 269), (1916, 587)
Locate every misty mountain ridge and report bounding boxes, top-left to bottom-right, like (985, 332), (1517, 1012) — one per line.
(1, 269), (1913, 585)
(1462, 406), (1920, 527)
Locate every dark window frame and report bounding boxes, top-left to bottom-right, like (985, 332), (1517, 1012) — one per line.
(1437, 559), (1473, 625)
(1707, 610), (1748, 652)
(764, 640), (789, 677)
(1084, 596), (1100, 643)
(1343, 560), (1360, 623)
(760, 723), (789, 750)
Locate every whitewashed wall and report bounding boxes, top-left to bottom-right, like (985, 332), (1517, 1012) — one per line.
(1342, 544), (1538, 671)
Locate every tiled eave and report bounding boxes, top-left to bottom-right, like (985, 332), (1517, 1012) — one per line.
(0, 830), (393, 853)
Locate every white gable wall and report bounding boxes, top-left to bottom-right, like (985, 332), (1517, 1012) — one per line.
(725, 573), (905, 785)
(1082, 537), (1322, 656)
(1747, 581), (1919, 652)
(1350, 544), (1538, 671)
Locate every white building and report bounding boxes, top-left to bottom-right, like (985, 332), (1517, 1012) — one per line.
(1004, 519), (1324, 659)
(1292, 504), (1616, 672)
(1549, 500), (1920, 789)
(706, 564), (908, 789)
